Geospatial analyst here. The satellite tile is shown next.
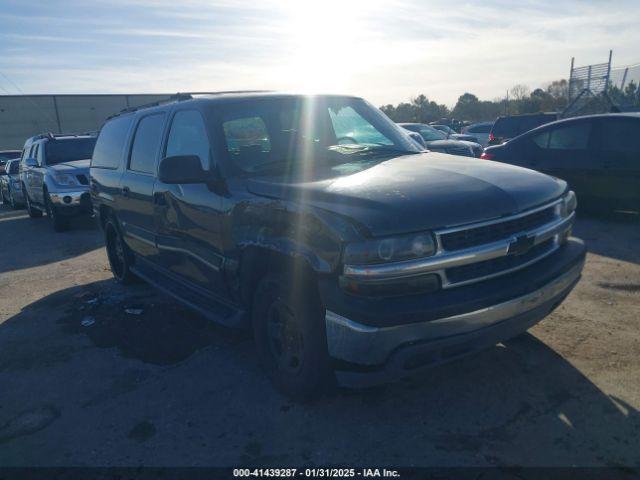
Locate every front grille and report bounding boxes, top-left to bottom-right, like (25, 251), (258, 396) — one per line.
(440, 206), (556, 251)
(445, 146), (473, 157)
(446, 238), (556, 284)
(76, 174), (89, 185)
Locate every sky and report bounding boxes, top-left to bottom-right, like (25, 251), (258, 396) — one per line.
(1, 0), (639, 107)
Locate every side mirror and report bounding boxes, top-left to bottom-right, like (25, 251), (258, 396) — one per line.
(25, 158), (38, 168)
(158, 155), (212, 184)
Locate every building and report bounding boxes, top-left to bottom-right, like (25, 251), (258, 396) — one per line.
(0, 94), (173, 150)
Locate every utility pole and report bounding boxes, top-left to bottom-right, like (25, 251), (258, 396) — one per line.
(505, 90), (509, 115)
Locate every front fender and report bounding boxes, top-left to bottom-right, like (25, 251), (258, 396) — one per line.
(230, 198), (361, 275)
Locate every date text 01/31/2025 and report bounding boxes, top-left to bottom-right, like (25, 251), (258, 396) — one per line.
(233, 468), (401, 478)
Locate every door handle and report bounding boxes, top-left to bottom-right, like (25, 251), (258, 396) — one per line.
(122, 186), (130, 197)
(153, 192), (167, 205)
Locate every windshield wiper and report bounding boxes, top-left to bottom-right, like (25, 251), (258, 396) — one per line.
(329, 144), (419, 157)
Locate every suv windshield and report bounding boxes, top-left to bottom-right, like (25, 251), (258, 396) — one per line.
(45, 138), (97, 165)
(219, 96), (420, 175)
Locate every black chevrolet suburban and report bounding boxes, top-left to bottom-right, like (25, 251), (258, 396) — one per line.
(90, 92), (585, 399)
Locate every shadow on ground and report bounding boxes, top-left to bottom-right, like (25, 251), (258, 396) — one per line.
(0, 205), (102, 274)
(0, 278), (638, 466)
(573, 210), (640, 265)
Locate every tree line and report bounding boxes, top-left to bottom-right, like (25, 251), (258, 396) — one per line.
(380, 79), (640, 124)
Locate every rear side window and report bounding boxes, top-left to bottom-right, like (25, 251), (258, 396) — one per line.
(165, 110), (211, 169)
(129, 113), (166, 174)
(533, 122), (591, 150)
(92, 116), (134, 169)
(600, 118), (640, 154)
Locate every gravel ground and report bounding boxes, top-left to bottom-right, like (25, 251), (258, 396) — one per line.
(0, 203), (638, 467)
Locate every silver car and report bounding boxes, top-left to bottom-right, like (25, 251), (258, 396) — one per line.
(19, 133), (96, 231)
(0, 159), (25, 208)
(462, 121), (494, 148)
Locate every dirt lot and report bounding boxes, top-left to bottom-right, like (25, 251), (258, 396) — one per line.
(0, 203), (638, 467)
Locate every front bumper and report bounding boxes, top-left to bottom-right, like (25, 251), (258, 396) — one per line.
(48, 190), (92, 215)
(325, 241), (585, 387)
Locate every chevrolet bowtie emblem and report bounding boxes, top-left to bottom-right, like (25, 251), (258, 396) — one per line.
(508, 235), (536, 256)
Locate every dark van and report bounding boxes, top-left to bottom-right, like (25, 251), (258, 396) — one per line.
(90, 92), (584, 400)
(489, 112), (558, 145)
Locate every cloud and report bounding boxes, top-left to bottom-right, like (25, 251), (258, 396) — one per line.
(0, 0), (639, 106)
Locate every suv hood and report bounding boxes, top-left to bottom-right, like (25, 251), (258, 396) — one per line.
(246, 152), (566, 236)
(47, 159), (91, 173)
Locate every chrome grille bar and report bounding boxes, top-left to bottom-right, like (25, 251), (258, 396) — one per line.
(343, 201), (574, 288)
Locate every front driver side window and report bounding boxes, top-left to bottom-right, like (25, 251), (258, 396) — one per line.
(166, 110), (211, 169)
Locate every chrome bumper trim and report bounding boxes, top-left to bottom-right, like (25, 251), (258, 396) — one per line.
(49, 190), (89, 206)
(326, 259), (583, 366)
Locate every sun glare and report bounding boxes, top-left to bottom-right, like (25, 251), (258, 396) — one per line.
(281, 0), (368, 93)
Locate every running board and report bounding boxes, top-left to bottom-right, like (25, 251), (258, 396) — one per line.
(131, 258), (246, 329)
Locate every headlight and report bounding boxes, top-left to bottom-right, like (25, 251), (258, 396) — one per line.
(558, 190), (577, 218)
(53, 174), (79, 186)
(343, 232), (436, 265)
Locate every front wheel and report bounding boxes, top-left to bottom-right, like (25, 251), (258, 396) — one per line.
(9, 190), (18, 209)
(252, 272), (333, 401)
(45, 192), (69, 232)
(24, 187), (43, 218)
(104, 217), (137, 284)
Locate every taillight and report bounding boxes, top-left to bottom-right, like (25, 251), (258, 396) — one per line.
(489, 132), (495, 142)
(480, 152), (495, 160)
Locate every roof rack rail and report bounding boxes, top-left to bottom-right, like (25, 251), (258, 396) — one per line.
(30, 131), (97, 141)
(45, 131), (97, 139)
(107, 90), (273, 119)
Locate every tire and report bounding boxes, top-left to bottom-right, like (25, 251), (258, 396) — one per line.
(104, 217), (137, 284)
(44, 191), (69, 232)
(252, 271), (333, 401)
(24, 186), (43, 218)
(9, 190), (17, 209)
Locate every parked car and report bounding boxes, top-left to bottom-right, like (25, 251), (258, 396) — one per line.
(482, 113), (640, 213)
(91, 92), (584, 400)
(0, 159), (24, 208)
(489, 112), (557, 146)
(430, 124), (479, 143)
(19, 133), (96, 231)
(0, 150), (21, 175)
(462, 121), (494, 147)
(399, 123), (483, 157)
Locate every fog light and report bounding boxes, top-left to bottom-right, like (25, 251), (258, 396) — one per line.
(63, 196), (72, 204)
